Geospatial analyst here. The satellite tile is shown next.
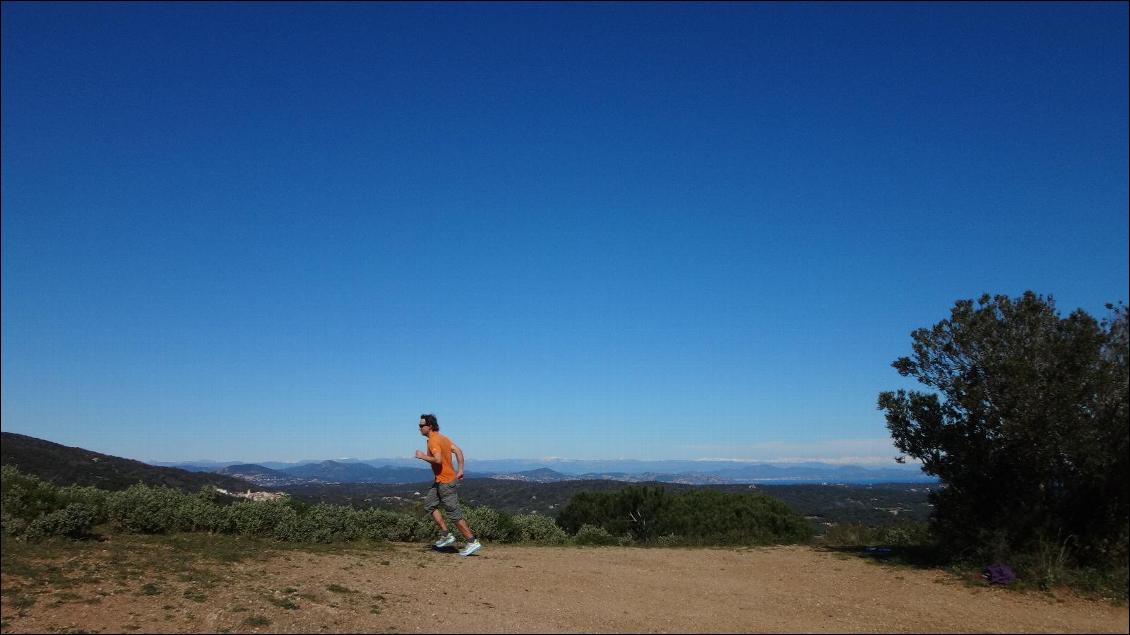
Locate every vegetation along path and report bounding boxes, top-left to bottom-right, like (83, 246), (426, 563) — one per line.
(2, 536), (1126, 633)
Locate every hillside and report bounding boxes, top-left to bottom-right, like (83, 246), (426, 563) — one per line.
(215, 463), (309, 487)
(0, 433), (934, 529)
(0, 432), (255, 493)
(281, 478), (935, 528)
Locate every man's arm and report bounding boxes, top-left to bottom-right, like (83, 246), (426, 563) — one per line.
(452, 444), (465, 479)
(414, 445), (442, 465)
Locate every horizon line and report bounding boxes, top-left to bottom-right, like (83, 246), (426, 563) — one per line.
(145, 455), (921, 469)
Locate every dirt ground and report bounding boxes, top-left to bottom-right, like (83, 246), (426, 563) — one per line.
(1, 540), (1126, 634)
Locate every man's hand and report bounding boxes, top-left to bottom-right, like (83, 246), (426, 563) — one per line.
(456, 470), (464, 480)
(414, 450), (428, 461)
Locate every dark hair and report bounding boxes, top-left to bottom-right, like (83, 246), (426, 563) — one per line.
(420, 413), (438, 431)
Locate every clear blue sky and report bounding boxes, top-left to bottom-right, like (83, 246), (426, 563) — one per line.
(3, 2), (1127, 464)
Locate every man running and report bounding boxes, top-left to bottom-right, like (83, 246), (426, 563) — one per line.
(415, 413), (481, 556)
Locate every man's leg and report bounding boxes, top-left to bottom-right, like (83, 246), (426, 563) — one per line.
(439, 483), (467, 535)
(432, 508), (449, 533)
(423, 484), (451, 535)
(426, 485), (457, 549)
(439, 483), (480, 555)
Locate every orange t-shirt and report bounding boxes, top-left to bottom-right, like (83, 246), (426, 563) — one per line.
(426, 431), (457, 483)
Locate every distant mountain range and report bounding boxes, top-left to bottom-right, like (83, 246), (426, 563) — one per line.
(0, 433), (937, 527)
(274, 460), (436, 484)
(154, 456), (935, 487)
(0, 429), (935, 524)
(4, 434), (935, 488)
(215, 464), (305, 487)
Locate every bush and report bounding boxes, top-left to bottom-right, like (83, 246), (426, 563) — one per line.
(56, 485), (109, 524)
(558, 486), (669, 542)
(652, 533), (683, 548)
(1, 465), (445, 546)
(25, 503), (97, 540)
(228, 500), (299, 539)
(662, 489), (813, 545)
(178, 493), (234, 534)
(511, 513), (568, 544)
(823, 521), (931, 548)
(572, 524), (621, 546)
(1, 510), (29, 538)
(1, 467), (104, 539)
(558, 486), (813, 546)
(822, 522), (875, 546)
(1, 465), (66, 522)
(298, 503), (362, 543)
(357, 507), (429, 542)
(462, 505), (517, 543)
(106, 484), (189, 533)
(879, 522), (931, 547)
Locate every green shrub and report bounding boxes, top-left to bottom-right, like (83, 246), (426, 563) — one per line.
(1015, 534), (1077, 591)
(511, 513), (568, 544)
(572, 524), (620, 546)
(821, 521), (931, 548)
(652, 533), (683, 548)
(228, 501), (298, 539)
(357, 508), (428, 541)
(1, 465), (66, 522)
(298, 503), (362, 543)
(106, 484), (188, 533)
(558, 486), (669, 541)
(558, 486), (812, 546)
(55, 485), (109, 524)
(822, 522), (877, 546)
(879, 522), (931, 547)
(462, 505), (517, 543)
(178, 493), (234, 534)
(1, 510), (30, 537)
(25, 503), (97, 540)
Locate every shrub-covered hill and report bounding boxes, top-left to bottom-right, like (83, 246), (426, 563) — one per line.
(0, 432), (255, 493)
(281, 478), (933, 529)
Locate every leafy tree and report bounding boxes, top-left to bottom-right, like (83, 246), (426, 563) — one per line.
(879, 292), (1128, 566)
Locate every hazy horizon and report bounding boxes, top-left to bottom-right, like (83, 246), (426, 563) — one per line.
(147, 452), (924, 469)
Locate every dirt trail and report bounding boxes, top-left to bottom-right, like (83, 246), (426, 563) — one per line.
(2, 542), (1126, 633)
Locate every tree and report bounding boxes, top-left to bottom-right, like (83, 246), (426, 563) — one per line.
(878, 292), (1128, 566)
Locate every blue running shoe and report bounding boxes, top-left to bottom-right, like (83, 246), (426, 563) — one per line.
(459, 540), (482, 557)
(434, 533), (456, 549)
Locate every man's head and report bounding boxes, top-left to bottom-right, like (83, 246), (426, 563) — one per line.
(418, 413), (438, 436)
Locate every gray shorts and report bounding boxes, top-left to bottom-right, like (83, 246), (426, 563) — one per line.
(423, 481), (463, 521)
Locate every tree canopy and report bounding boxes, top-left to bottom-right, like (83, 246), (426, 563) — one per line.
(879, 292), (1128, 566)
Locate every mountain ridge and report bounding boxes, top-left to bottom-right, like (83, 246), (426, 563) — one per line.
(151, 457), (933, 484)
(0, 432), (256, 492)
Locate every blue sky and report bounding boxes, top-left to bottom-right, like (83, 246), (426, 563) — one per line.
(2, 2), (1127, 465)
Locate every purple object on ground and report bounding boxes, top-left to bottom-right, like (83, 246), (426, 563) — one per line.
(983, 564), (1016, 585)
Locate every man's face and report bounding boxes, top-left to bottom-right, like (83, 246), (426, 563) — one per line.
(418, 418), (430, 436)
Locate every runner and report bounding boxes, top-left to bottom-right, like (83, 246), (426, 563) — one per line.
(415, 414), (481, 556)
